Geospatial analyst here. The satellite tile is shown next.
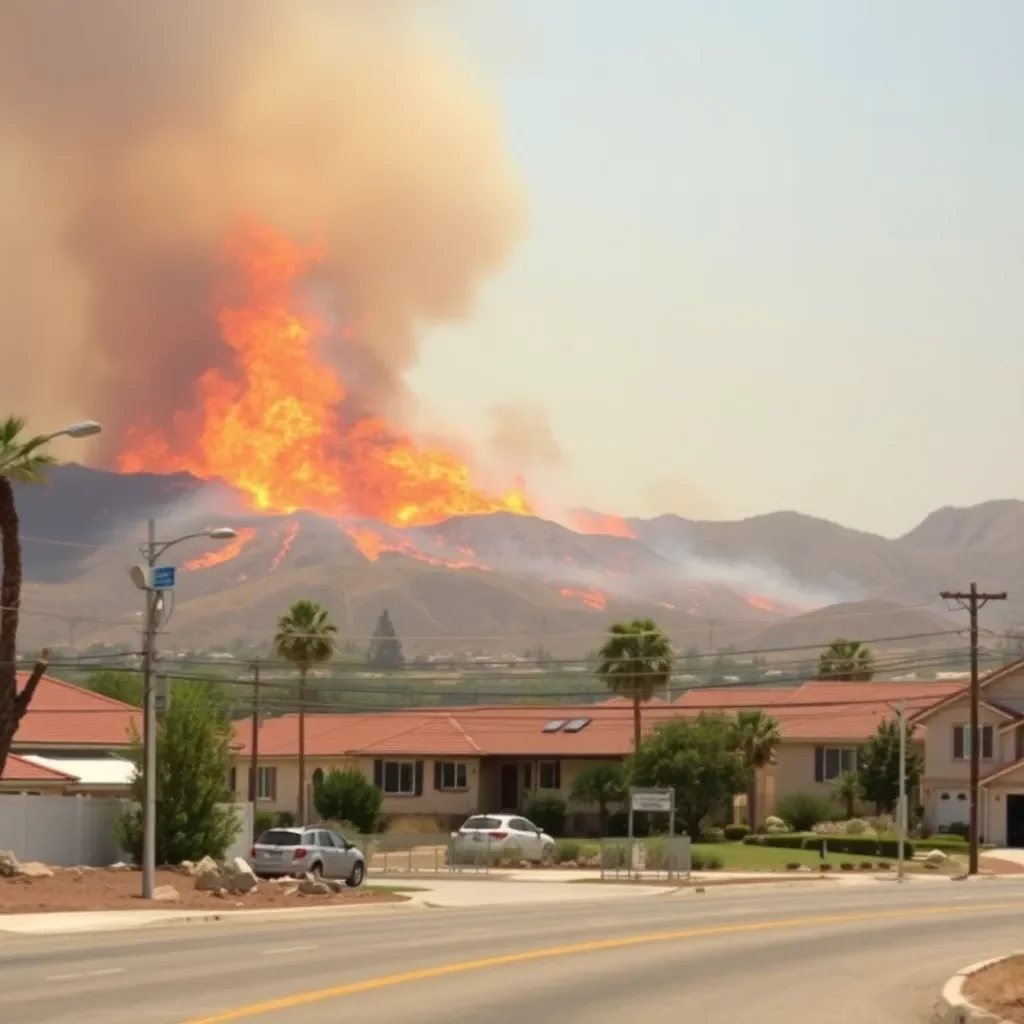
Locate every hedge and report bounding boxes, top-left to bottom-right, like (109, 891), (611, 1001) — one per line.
(743, 833), (914, 858)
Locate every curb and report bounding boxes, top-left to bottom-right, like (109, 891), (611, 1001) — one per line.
(936, 954), (1020, 1023)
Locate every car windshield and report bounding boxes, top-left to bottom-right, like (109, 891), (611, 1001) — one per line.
(462, 817), (502, 830)
(257, 830), (301, 847)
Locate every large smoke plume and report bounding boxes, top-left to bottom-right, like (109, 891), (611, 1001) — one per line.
(0, 0), (525, 461)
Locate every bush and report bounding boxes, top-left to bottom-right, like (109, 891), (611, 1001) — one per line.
(312, 770), (382, 833)
(774, 792), (837, 833)
(921, 836), (972, 852)
(699, 826), (725, 844)
(553, 839), (583, 864)
(786, 862), (801, 871)
(254, 810), (278, 837)
(703, 852), (723, 870)
(723, 824), (750, 842)
(763, 815), (790, 834)
(691, 850), (706, 870)
(945, 821), (970, 839)
(876, 862), (891, 870)
(276, 811), (295, 827)
(859, 861), (874, 870)
(839, 862), (855, 871)
(820, 862), (833, 871)
(742, 832), (914, 858)
(525, 796), (568, 837)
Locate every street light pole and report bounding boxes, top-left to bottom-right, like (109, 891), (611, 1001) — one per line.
(897, 700), (906, 884)
(134, 520), (237, 900)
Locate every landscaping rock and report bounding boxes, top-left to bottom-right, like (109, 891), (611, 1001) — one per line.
(107, 861), (133, 872)
(18, 861), (54, 879)
(326, 879), (346, 894)
(281, 884), (300, 896)
(298, 878), (330, 896)
(194, 856), (258, 894)
(0, 850), (21, 877)
(924, 849), (948, 866)
(152, 884), (180, 902)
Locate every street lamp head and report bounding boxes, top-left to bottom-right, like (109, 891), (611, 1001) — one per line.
(62, 420), (103, 439)
(207, 527), (238, 540)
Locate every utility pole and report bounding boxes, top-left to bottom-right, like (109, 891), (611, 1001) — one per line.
(248, 658), (261, 805)
(940, 583), (1007, 875)
(141, 518), (158, 901)
(897, 700), (906, 883)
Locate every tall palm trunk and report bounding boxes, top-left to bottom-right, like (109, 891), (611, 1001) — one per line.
(632, 693), (642, 752)
(747, 778), (759, 830)
(297, 665), (307, 823)
(0, 478), (22, 773)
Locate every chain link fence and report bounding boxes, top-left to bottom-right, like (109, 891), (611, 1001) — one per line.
(598, 836), (691, 882)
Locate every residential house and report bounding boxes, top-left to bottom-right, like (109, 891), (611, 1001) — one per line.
(912, 657), (1024, 846)
(230, 679), (966, 832)
(0, 673), (139, 796)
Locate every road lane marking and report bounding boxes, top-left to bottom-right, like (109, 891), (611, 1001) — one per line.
(260, 945), (317, 956)
(47, 967), (125, 982)
(184, 899), (1024, 1022)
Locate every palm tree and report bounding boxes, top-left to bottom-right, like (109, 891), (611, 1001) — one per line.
(817, 639), (874, 681)
(597, 618), (673, 752)
(0, 417), (56, 775)
(833, 771), (861, 820)
(732, 710), (781, 830)
(569, 761), (625, 835)
(273, 600), (337, 822)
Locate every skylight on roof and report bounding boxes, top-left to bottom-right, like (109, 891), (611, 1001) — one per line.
(563, 717), (591, 733)
(542, 720), (567, 733)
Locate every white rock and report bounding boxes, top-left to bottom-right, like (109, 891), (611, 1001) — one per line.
(298, 879), (330, 896)
(18, 861), (54, 879)
(152, 884), (180, 902)
(326, 879), (346, 894)
(0, 851), (20, 877)
(924, 849), (948, 865)
(108, 861), (133, 872)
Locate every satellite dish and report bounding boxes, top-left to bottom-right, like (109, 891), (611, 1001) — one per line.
(129, 565), (150, 591)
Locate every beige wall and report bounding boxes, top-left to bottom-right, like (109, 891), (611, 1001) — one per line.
(982, 665), (1024, 705)
(923, 699), (1006, 781)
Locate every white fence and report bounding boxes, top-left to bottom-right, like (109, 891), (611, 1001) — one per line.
(0, 794), (254, 867)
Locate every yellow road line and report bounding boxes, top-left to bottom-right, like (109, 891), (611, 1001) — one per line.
(184, 900), (1023, 1022)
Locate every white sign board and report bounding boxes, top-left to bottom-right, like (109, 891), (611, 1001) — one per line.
(154, 675), (170, 713)
(630, 788), (673, 813)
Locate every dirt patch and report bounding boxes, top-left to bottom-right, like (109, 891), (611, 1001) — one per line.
(962, 953), (1024, 1022)
(0, 867), (409, 914)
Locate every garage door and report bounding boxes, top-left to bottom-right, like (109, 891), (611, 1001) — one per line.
(933, 790), (969, 831)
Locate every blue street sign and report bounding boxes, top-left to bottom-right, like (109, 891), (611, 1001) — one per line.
(152, 565), (176, 590)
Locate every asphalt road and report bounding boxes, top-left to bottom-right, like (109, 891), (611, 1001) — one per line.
(3, 881), (1024, 1023)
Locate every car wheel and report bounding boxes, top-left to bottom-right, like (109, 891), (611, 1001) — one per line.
(309, 861), (323, 878)
(348, 861), (365, 888)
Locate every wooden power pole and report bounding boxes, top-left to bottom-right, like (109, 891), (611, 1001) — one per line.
(940, 583), (1006, 874)
(248, 658), (261, 805)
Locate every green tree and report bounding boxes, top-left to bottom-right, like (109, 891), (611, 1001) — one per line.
(733, 710), (781, 830)
(775, 790), (835, 832)
(858, 718), (922, 814)
(0, 416), (59, 777)
(115, 683), (238, 865)
(569, 761), (625, 835)
(597, 618), (674, 752)
(367, 609), (404, 670)
(817, 639), (874, 681)
(833, 771), (862, 819)
(628, 714), (748, 839)
(273, 600), (337, 822)
(84, 670), (142, 707)
(312, 769), (382, 833)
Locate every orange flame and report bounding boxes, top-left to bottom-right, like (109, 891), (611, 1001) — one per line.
(182, 527), (258, 570)
(344, 525), (490, 571)
(269, 522), (300, 572)
(118, 223), (532, 527)
(745, 594), (779, 613)
(559, 586), (608, 610)
(569, 511), (635, 539)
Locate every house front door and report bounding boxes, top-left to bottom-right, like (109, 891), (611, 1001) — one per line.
(1006, 795), (1024, 848)
(499, 764), (519, 811)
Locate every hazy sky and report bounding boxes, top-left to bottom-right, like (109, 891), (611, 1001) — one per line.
(405, 0), (1024, 537)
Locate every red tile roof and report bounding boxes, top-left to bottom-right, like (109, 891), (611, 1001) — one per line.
(911, 658), (1024, 724)
(13, 673), (140, 747)
(1, 753), (77, 783)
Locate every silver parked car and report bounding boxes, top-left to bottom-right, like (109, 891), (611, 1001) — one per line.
(249, 826), (366, 886)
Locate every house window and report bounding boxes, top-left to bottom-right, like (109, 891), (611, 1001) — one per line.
(953, 725), (994, 760)
(538, 761), (561, 790)
(815, 747), (857, 783)
(383, 761), (416, 795)
(434, 762), (468, 791)
(256, 766), (277, 801)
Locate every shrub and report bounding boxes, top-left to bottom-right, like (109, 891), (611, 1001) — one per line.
(276, 811), (295, 827)
(842, 818), (874, 836)
(691, 850), (706, 870)
(774, 792), (837, 833)
(921, 836), (972, 852)
(254, 810), (278, 837)
(786, 862), (801, 871)
(700, 826), (726, 844)
(526, 796), (568, 837)
(703, 852), (723, 870)
(763, 815), (790, 834)
(876, 862), (891, 870)
(312, 770), (382, 833)
(601, 843), (629, 870)
(945, 821), (970, 840)
(839, 862), (855, 871)
(859, 861), (874, 870)
(723, 824), (750, 842)
(820, 862), (833, 871)
(553, 839), (583, 864)
(742, 833), (914, 858)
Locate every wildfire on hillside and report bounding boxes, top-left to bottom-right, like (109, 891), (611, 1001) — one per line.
(569, 510), (636, 538)
(344, 525), (490, 571)
(182, 527), (258, 571)
(745, 593), (781, 613)
(118, 223), (532, 529)
(269, 522), (301, 572)
(559, 587), (608, 610)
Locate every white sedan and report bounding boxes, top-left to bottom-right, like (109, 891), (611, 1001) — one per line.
(452, 814), (555, 864)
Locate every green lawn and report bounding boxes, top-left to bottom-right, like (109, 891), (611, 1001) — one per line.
(690, 842), (928, 872)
